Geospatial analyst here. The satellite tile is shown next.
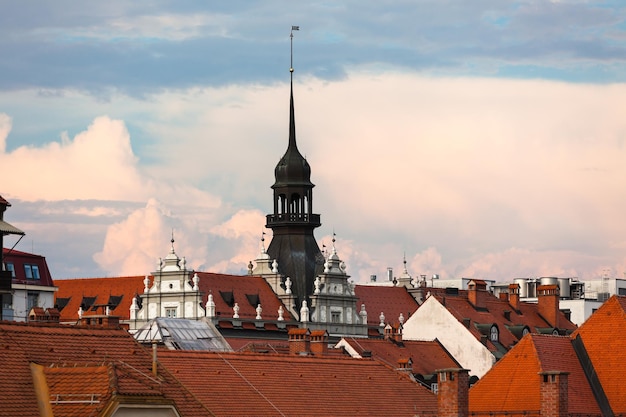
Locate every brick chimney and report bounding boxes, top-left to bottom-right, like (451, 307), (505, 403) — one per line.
(508, 283), (520, 310)
(468, 280), (488, 309)
(309, 330), (328, 356)
(384, 323), (403, 343)
(78, 315), (120, 328)
(537, 284), (560, 328)
(539, 371), (569, 417)
(288, 328), (310, 355)
(436, 368), (469, 417)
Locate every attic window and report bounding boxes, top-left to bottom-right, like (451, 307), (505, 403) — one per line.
(107, 295), (123, 310)
(80, 296), (97, 311)
(246, 294), (260, 307)
(490, 325), (499, 342)
(219, 291), (234, 307)
(55, 297), (71, 312)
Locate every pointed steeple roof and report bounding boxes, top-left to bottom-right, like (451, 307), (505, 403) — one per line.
(273, 80), (313, 187)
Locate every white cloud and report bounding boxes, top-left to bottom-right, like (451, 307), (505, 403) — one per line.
(2, 73), (626, 283)
(0, 113), (10, 153)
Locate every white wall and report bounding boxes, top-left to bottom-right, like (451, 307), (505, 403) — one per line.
(402, 295), (495, 378)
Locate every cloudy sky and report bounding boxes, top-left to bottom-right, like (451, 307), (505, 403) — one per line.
(1, 1), (625, 284)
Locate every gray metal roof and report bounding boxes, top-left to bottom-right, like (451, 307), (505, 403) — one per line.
(0, 220), (24, 236)
(134, 317), (232, 351)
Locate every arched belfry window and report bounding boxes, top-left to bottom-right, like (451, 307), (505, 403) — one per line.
(290, 193), (301, 214)
(303, 195), (309, 214)
(277, 194), (287, 214)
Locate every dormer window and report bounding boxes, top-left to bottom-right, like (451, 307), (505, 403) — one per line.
(490, 325), (499, 342)
(24, 264), (40, 280)
(5, 263), (15, 278)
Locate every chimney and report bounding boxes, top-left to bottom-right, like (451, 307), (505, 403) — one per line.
(468, 280), (488, 309)
(288, 328), (310, 355)
(397, 358), (413, 373)
(508, 283), (520, 310)
(384, 324), (393, 340)
(78, 315), (121, 328)
(152, 341), (158, 376)
(539, 371), (569, 417)
(537, 284), (560, 328)
(436, 368), (469, 417)
(309, 330), (328, 356)
(394, 323), (403, 343)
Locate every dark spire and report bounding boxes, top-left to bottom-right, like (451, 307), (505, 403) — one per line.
(265, 26), (322, 314)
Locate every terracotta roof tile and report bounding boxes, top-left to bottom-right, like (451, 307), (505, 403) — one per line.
(0, 321), (212, 417)
(196, 272), (293, 321)
(469, 334), (601, 415)
(355, 285), (419, 326)
(428, 289), (576, 353)
(572, 295), (626, 414)
(339, 337), (459, 376)
(44, 365), (112, 417)
(55, 276), (144, 321)
(158, 350), (438, 417)
(55, 272), (293, 323)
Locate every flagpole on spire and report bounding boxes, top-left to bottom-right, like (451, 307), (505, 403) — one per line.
(290, 25), (299, 77)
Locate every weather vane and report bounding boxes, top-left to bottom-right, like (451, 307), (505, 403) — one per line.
(290, 25), (299, 75)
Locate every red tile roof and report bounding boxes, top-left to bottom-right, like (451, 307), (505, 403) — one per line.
(339, 337), (459, 376)
(226, 337), (290, 353)
(469, 334), (601, 415)
(158, 350), (438, 417)
(43, 365), (112, 417)
(355, 285), (419, 326)
(54, 272), (293, 323)
(426, 288), (576, 354)
(572, 295), (626, 414)
(54, 276), (144, 321)
(196, 272), (293, 321)
(0, 321), (212, 417)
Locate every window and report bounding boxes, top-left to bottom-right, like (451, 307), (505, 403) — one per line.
(27, 292), (39, 310)
(431, 383), (438, 394)
(5, 263), (15, 278)
(490, 325), (499, 342)
(331, 311), (341, 323)
(619, 288), (626, 296)
(165, 308), (177, 318)
(24, 264), (40, 280)
(2, 293), (12, 309)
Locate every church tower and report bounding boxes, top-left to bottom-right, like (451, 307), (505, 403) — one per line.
(265, 29), (323, 315)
